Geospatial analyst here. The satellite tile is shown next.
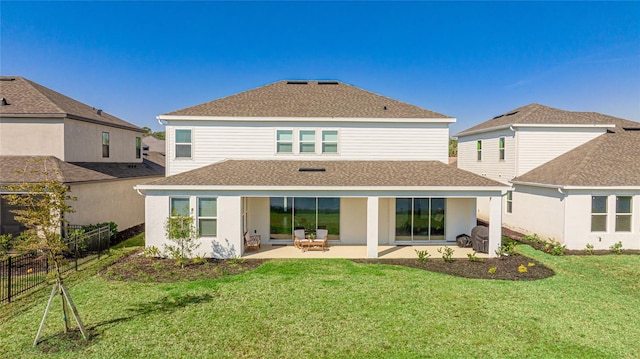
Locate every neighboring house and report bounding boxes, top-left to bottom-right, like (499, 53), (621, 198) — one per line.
(0, 76), (164, 235)
(456, 103), (640, 250)
(136, 80), (507, 258)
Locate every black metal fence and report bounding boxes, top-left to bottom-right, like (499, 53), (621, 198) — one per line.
(1, 225), (110, 304)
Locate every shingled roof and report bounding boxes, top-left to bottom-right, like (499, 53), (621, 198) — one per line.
(144, 160), (504, 188)
(163, 80), (450, 119)
(0, 76), (143, 132)
(457, 103), (638, 136)
(512, 129), (640, 187)
(0, 156), (164, 184)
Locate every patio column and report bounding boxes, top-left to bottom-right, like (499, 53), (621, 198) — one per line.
(367, 196), (379, 258)
(488, 195), (502, 257)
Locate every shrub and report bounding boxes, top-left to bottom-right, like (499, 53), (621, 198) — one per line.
(544, 239), (566, 256)
(437, 246), (455, 263)
(528, 262), (536, 267)
(82, 221), (118, 239)
(518, 264), (528, 273)
(415, 249), (431, 264)
(164, 210), (201, 268)
(467, 251), (483, 262)
(192, 255), (207, 265)
(228, 257), (246, 267)
(143, 245), (161, 258)
(584, 243), (595, 255)
(488, 267), (497, 274)
(522, 233), (542, 243)
(610, 241), (623, 254)
(0, 234), (13, 259)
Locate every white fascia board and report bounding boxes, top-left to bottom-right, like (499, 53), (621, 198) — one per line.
(455, 123), (613, 138)
(454, 124), (513, 138)
(135, 184), (507, 192)
(157, 115), (456, 124)
(511, 180), (640, 191)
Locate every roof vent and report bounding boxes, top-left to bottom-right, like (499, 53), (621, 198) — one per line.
(97, 109), (102, 115)
(318, 81), (339, 85)
(287, 81), (308, 85)
(0, 98), (8, 106)
(298, 167), (326, 172)
(0, 78), (15, 81)
(383, 106), (387, 110)
(505, 111), (519, 116)
(623, 127), (640, 131)
(492, 114), (504, 119)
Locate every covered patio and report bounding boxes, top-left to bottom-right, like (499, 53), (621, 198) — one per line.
(242, 244), (488, 259)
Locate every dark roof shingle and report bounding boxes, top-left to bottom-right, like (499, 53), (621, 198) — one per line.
(145, 160), (504, 188)
(457, 103), (639, 135)
(513, 130), (640, 187)
(0, 76), (143, 132)
(164, 80), (450, 119)
(0, 156), (164, 184)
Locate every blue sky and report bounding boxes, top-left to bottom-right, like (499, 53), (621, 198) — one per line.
(2, 1), (639, 134)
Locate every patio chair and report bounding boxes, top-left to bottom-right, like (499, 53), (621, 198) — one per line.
(312, 229), (329, 252)
(294, 229), (306, 249)
(244, 232), (261, 252)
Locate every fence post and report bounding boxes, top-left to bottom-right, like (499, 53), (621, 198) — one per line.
(7, 256), (12, 303)
(75, 233), (78, 271)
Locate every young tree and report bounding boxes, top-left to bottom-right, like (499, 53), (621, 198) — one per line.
(164, 210), (200, 268)
(1, 159), (88, 345)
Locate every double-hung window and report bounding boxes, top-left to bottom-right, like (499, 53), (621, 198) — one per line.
(322, 130), (338, 153)
(506, 191), (513, 214)
(477, 140), (482, 161)
(102, 132), (110, 158)
(591, 196), (607, 232)
(299, 130), (316, 153)
(499, 137), (505, 160)
(276, 130), (293, 153)
(136, 137), (142, 159)
(175, 129), (192, 158)
(170, 197), (190, 217)
(615, 196), (632, 232)
(198, 198), (217, 236)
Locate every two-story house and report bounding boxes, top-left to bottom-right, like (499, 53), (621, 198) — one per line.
(136, 80), (508, 258)
(0, 76), (164, 235)
(456, 103), (640, 250)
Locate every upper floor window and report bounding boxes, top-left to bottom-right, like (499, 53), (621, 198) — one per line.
(616, 196), (632, 232)
(276, 130), (293, 153)
(322, 130), (338, 153)
(591, 196), (607, 232)
(175, 129), (192, 158)
(136, 137), (142, 159)
(506, 190), (513, 214)
(299, 130), (316, 153)
(102, 132), (110, 158)
(499, 137), (505, 160)
(476, 140), (482, 161)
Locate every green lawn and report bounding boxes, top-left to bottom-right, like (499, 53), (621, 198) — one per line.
(1, 246), (639, 358)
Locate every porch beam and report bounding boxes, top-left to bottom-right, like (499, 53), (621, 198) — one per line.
(366, 197), (379, 258)
(488, 195), (502, 257)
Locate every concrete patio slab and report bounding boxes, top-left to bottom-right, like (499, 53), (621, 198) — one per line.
(242, 244), (488, 259)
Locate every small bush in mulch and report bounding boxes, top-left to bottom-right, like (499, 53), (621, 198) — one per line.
(351, 254), (555, 281)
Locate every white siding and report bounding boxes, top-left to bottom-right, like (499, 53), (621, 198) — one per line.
(457, 128), (515, 184)
(564, 191), (639, 250)
(0, 118), (65, 159)
(504, 185), (566, 242)
(516, 128), (605, 176)
(165, 120), (450, 176)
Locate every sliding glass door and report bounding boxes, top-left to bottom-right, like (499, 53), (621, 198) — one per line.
(270, 197), (340, 240)
(395, 198), (446, 241)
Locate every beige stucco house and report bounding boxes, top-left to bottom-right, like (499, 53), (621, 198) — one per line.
(0, 76), (164, 236)
(456, 104), (640, 250)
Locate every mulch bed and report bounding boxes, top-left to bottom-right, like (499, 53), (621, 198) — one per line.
(102, 249), (554, 282)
